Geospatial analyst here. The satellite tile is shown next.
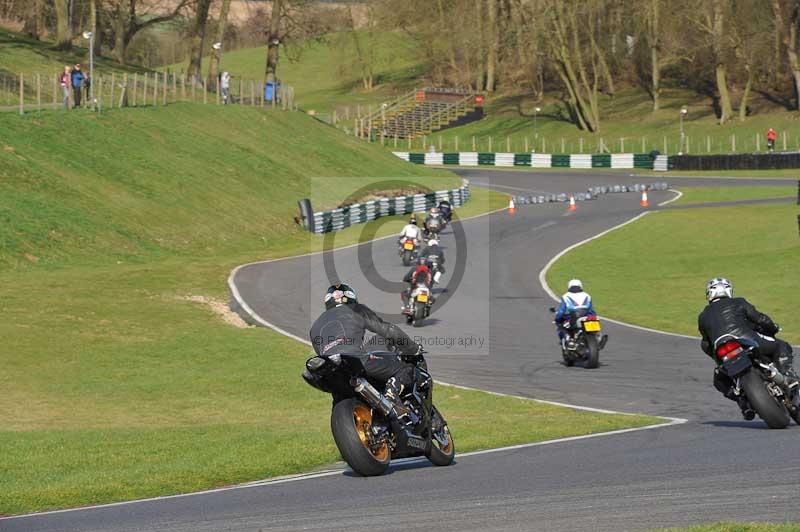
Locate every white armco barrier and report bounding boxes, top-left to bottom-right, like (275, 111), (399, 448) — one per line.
(571, 154), (592, 169)
(494, 152), (515, 167)
(459, 152), (479, 166)
(393, 152), (410, 162)
(654, 155), (669, 171)
(424, 152), (444, 165)
(611, 153), (634, 169)
(532, 153), (552, 168)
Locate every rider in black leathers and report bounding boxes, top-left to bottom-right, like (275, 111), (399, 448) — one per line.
(420, 238), (445, 283)
(698, 277), (796, 418)
(310, 284), (423, 411)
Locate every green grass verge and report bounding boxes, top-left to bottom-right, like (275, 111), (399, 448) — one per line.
(547, 203), (799, 344)
(0, 102), (659, 515)
(167, 31), (425, 115)
(673, 186), (796, 205)
(660, 524), (800, 532)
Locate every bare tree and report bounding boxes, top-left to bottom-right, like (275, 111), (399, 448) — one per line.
(54, 0), (72, 50)
(22, 0), (44, 40)
(108, 0), (190, 64)
(208, 0), (232, 85)
(187, 0), (213, 83)
(265, 0), (284, 83)
(771, 0), (800, 109)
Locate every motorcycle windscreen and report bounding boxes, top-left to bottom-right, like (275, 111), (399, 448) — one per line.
(720, 352), (752, 377)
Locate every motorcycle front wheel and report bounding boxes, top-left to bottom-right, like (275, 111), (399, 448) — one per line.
(740, 370), (789, 429)
(331, 398), (391, 476)
(426, 406), (455, 466)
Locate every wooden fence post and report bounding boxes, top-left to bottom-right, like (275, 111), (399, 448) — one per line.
(53, 73), (58, 107)
(36, 73), (41, 112)
(472, 136), (476, 151)
(132, 73), (138, 106)
(19, 73), (24, 115)
(579, 138), (584, 152)
(110, 73), (116, 109)
(162, 72), (167, 105)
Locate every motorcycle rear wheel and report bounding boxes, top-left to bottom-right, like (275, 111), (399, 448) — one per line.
(413, 305), (425, 327)
(426, 406), (455, 466)
(331, 398), (390, 476)
(402, 249), (412, 266)
(584, 334), (600, 369)
(740, 370), (789, 429)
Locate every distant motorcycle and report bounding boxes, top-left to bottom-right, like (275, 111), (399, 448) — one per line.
(404, 281), (433, 327)
(713, 334), (800, 428)
(424, 216), (443, 239)
(302, 351), (455, 476)
(398, 237), (418, 266)
(550, 307), (607, 369)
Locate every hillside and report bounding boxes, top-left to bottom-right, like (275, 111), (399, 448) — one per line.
(0, 103), (456, 269)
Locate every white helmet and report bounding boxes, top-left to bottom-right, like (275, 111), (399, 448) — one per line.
(428, 239), (439, 247)
(567, 279), (583, 291)
(706, 277), (732, 301)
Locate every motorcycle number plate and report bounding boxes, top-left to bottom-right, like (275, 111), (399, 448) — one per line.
(417, 293), (429, 303)
(404, 242), (414, 250)
(583, 321), (601, 332)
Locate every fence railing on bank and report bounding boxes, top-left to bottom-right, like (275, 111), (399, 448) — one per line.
(0, 71), (295, 114)
(346, 129), (800, 157)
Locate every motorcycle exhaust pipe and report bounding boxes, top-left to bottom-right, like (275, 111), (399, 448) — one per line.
(353, 378), (394, 416)
(764, 364), (789, 386)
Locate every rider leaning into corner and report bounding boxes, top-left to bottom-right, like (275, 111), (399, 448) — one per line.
(698, 277), (797, 419)
(554, 279), (594, 348)
(309, 284), (424, 418)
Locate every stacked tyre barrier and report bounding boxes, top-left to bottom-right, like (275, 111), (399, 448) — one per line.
(512, 182), (670, 206)
(309, 180), (471, 234)
(393, 152), (656, 169)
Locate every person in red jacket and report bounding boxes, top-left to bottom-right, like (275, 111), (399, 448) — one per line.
(767, 128), (777, 152)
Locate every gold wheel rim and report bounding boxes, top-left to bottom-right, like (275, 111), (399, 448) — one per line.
(353, 404), (389, 461)
(435, 425), (453, 455)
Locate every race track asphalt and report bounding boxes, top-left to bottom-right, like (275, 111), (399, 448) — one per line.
(4, 170), (798, 532)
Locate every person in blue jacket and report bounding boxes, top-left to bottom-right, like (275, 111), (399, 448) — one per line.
(71, 64), (85, 108)
(555, 279), (595, 348)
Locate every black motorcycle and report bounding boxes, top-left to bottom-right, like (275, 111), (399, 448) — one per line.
(424, 215), (443, 239)
(550, 307), (608, 369)
(302, 351), (455, 476)
(714, 334), (800, 429)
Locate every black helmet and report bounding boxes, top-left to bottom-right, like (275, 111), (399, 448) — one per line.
(324, 283), (357, 310)
(409, 217), (417, 225)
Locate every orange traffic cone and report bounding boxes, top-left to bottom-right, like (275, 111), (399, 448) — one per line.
(568, 195), (577, 211)
(640, 190), (649, 207)
(508, 197), (516, 215)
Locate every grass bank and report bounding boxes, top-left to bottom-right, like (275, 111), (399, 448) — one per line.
(673, 186), (796, 205)
(0, 102), (659, 514)
(547, 203), (799, 344)
(661, 524), (800, 532)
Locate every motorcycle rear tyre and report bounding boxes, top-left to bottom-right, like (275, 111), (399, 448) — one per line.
(413, 305), (425, 327)
(584, 334), (600, 369)
(402, 249), (412, 266)
(331, 398), (391, 476)
(740, 370), (789, 429)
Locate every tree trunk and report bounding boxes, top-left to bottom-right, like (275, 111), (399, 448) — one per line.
(265, 0), (284, 84)
(23, 0), (43, 40)
(711, 0), (732, 124)
(649, 0), (660, 111)
(716, 62), (733, 124)
(474, 0), (485, 90)
(485, 0), (497, 91)
(54, 0), (72, 50)
(208, 0), (232, 86)
(187, 0), (213, 83)
(788, 3), (800, 110)
(739, 63), (752, 121)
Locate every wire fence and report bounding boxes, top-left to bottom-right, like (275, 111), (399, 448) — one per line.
(0, 71), (296, 114)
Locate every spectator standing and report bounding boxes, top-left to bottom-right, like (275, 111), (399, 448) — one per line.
(767, 127), (777, 152)
(59, 66), (71, 109)
(221, 72), (231, 104)
(71, 64), (85, 108)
